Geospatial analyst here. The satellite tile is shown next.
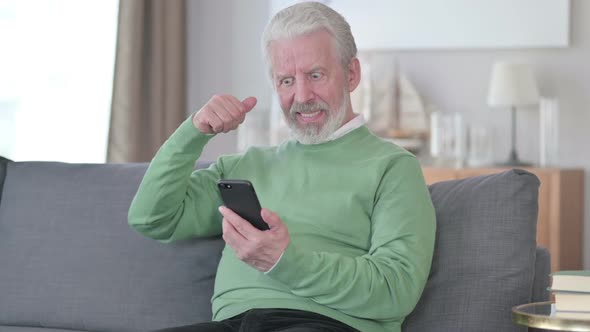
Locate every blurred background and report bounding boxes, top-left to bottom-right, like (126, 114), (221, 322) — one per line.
(0, 0), (588, 268)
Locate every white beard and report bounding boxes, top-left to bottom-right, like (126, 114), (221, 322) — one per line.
(285, 93), (349, 145)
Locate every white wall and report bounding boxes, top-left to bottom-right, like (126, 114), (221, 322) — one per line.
(186, 0), (270, 161)
(392, 0), (590, 268)
(187, 0), (590, 268)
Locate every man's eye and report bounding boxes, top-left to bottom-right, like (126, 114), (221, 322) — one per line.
(281, 78), (294, 86)
(310, 72), (323, 80)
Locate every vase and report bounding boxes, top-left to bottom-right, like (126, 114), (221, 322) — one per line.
(539, 98), (559, 167)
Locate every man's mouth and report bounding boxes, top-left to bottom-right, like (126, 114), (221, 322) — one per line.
(297, 110), (324, 123)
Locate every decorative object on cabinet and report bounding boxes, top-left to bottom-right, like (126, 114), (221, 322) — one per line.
(539, 97), (560, 167)
(350, 52), (430, 154)
(466, 125), (494, 167)
(429, 112), (466, 168)
(487, 62), (540, 166)
(422, 167), (584, 273)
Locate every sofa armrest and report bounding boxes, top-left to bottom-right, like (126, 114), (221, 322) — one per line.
(528, 247), (551, 332)
(0, 156), (12, 205)
(532, 246), (550, 303)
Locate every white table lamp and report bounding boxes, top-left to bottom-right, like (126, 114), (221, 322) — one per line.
(487, 62), (539, 166)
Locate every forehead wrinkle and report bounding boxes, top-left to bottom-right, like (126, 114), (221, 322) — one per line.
(270, 47), (295, 78)
(270, 40), (333, 77)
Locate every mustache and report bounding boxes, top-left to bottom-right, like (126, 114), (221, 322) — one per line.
(289, 101), (329, 115)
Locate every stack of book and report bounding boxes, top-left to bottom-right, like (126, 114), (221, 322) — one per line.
(550, 270), (590, 319)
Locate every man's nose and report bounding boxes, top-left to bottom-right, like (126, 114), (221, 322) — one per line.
(294, 79), (314, 103)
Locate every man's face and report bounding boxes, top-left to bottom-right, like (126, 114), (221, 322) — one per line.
(269, 29), (357, 144)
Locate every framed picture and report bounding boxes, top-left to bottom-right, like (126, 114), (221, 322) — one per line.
(270, 0), (570, 49)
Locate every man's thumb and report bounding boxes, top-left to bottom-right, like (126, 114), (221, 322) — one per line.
(241, 96), (257, 113)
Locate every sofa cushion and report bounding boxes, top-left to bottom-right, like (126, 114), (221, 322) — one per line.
(403, 169), (540, 332)
(0, 161), (223, 332)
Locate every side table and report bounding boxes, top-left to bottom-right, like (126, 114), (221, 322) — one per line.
(513, 301), (590, 331)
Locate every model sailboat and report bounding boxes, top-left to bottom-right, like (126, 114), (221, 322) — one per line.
(351, 55), (430, 153)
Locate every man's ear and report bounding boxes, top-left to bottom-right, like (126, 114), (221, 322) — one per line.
(347, 57), (361, 92)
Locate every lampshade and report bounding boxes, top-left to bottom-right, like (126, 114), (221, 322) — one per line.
(487, 62), (540, 107)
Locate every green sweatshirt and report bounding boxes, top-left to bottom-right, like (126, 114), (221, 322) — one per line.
(128, 116), (436, 332)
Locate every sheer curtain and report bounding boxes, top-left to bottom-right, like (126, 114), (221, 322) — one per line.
(107, 0), (187, 163)
(0, 0), (118, 163)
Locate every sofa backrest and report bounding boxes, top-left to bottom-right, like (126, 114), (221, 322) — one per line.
(0, 160), (222, 332)
(403, 169), (540, 332)
(0, 158), (542, 332)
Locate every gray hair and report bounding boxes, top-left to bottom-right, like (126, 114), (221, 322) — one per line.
(262, 2), (357, 77)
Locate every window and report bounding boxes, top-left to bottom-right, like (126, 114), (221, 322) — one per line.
(0, 0), (118, 162)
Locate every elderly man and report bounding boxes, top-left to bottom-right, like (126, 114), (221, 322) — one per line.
(128, 2), (435, 332)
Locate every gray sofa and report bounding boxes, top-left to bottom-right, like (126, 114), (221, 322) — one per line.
(0, 157), (549, 332)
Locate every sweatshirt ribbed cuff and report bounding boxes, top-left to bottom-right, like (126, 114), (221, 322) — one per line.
(264, 242), (308, 287)
(167, 115), (215, 153)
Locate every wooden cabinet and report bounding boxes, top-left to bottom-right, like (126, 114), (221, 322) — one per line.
(422, 167), (585, 272)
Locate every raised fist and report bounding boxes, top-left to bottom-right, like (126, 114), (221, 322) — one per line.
(192, 95), (257, 134)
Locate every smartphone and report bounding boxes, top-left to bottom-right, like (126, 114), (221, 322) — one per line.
(217, 179), (269, 231)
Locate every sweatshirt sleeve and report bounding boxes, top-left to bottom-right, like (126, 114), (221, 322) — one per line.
(265, 156), (436, 321)
(127, 116), (226, 242)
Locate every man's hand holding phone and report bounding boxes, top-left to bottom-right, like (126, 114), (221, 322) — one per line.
(218, 206), (290, 272)
(192, 95), (257, 134)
